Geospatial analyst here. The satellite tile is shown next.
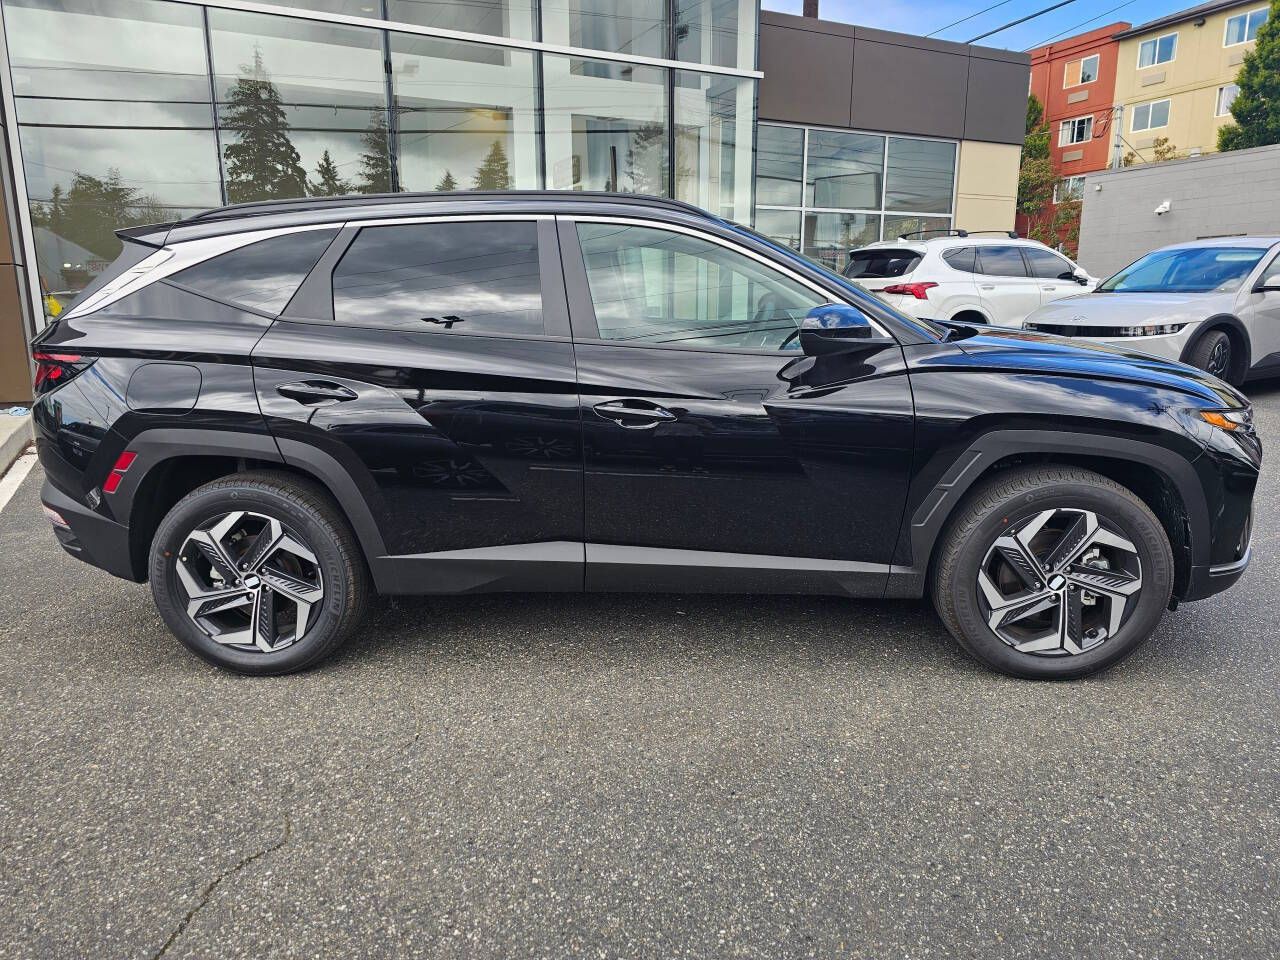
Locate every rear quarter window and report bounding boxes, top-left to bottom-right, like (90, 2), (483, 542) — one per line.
(941, 247), (976, 273)
(844, 249), (922, 279)
(168, 228), (339, 314)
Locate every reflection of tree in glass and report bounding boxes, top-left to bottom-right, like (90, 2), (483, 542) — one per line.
(31, 169), (167, 261)
(310, 150), (352, 197)
(625, 122), (667, 196)
(435, 170), (458, 191)
(472, 140), (512, 190)
(222, 48), (308, 203)
(357, 113), (393, 194)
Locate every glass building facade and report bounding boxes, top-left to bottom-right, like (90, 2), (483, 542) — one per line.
(2, 0), (758, 311)
(754, 121), (958, 272)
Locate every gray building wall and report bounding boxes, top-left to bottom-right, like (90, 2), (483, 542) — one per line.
(1078, 143), (1280, 277)
(757, 12), (1029, 145)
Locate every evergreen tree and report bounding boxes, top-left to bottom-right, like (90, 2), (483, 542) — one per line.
(435, 169), (458, 191)
(36, 170), (165, 261)
(356, 112), (393, 194)
(1017, 94), (1054, 221)
(1219, 0), (1280, 151)
(472, 139), (512, 190)
(310, 150), (352, 197)
(221, 48), (308, 204)
(624, 123), (667, 195)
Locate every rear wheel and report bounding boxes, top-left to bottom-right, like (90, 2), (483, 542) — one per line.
(931, 466), (1173, 679)
(149, 471), (368, 675)
(1185, 329), (1235, 383)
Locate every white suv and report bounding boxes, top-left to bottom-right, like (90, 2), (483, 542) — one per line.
(843, 232), (1096, 328)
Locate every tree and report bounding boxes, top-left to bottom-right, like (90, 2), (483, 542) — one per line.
(435, 169), (458, 191)
(356, 112), (393, 194)
(1219, 0), (1280, 151)
(220, 47), (308, 204)
(472, 139), (512, 190)
(310, 150), (352, 197)
(624, 123), (667, 195)
(1017, 94), (1055, 227)
(32, 169), (166, 263)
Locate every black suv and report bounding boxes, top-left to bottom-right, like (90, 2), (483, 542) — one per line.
(32, 192), (1260, 679)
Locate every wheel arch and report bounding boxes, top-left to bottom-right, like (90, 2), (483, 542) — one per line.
(947, 306), (992, 326)
(1181, 315), (1251, 382)
(111, 429), (387, 583)
(892, 430), (1207, 602)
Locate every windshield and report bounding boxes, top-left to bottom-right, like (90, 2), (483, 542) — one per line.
(728, 224), (948, 339)
(1098, 246), (1267, 293)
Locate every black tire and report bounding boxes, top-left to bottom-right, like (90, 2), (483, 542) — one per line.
(1185, 329), (1236, 384)
(930, 465), (1173, 680)
(149, 471), (369, 675)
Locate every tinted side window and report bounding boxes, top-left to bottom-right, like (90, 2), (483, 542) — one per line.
(977, 246), (1029, 277)
(1023, 247), (1076, 280)
(170, 229), (338, 314)
(331, 221), (543, 335)
(942, 246), (976, 273)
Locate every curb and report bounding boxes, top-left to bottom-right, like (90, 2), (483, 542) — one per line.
(0, 415), (33, 477)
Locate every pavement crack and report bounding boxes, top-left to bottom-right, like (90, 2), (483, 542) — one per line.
(151, 815), (292, 960)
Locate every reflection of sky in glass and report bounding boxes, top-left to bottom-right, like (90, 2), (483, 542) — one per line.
(332, 222), (543, 335)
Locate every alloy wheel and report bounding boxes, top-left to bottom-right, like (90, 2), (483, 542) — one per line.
(975, 508), (1143, 656)
(175, 510), (324, 653)
(1207, 338), (1230, 378)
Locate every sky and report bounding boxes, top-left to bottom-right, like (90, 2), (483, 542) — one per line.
(760, 0), (1196, 51)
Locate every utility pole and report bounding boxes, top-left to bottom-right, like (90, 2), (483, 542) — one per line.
(1112, 104), (1124, 169)
(803, 0), (818, 17)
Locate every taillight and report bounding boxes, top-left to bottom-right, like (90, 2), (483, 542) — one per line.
(101, 450), (137, 494)
(32, 352), (91, 394)
(880, 282), (938, 300)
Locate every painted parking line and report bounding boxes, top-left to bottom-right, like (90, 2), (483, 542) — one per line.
(0, 452), (35, 514)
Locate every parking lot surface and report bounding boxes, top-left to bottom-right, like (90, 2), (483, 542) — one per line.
(2, 387), (1279, 960)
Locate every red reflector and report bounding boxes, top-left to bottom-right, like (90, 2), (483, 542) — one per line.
(102, 450), (137, 494)
(112, 451), (137, 472)
(102, 472), (123, 494)
(42, 504), (69, 528)
(881, 282), (938, 300)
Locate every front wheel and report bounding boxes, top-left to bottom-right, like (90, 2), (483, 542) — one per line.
(931, 466), (1173, 679)
(1185, 329), (1235, 383)
(149, 471), (369, 675)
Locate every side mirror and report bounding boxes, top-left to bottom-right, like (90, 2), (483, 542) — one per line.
(1073, 269), (1091, 285)
(799, 303), (896, 356)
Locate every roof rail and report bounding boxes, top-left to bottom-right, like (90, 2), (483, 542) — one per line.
(178, 189), (719, 226)
(961, 230), (1020, 239)
(896, 228), (969, 240)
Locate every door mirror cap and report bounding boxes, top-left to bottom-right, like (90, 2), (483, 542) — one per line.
(799, 303), (896, 356)
(1073, 269), (1091, 285)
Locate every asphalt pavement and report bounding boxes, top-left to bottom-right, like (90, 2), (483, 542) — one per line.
(2, 386), (1279, 959)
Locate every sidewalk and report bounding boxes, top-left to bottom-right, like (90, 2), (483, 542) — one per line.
(0, 411), (32, 475)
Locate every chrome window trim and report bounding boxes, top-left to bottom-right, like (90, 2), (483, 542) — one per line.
(62, 223), (345, 320)
(564, 214), (892, 339)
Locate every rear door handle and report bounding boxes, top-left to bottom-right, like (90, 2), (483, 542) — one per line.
(276, 380), (358, 405)
(593, 399), (677, 429)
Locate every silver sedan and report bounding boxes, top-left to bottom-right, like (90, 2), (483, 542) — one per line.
(1022, 237), (1280, 385)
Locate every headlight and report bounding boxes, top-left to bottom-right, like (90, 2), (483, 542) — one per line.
(1120, 323), (1186, 336)
(1198, 407), (1252, 432)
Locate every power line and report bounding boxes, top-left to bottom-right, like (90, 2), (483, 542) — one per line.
(1023, 0), (1142, 50)
(966, 0), (1080, 43)
(926, 0), (1018, 38)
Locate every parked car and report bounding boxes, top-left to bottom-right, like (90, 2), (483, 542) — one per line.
(845, 232), (1096, 328)
(32, 192), (1258, 680)
(1023, 237), (1280, 385)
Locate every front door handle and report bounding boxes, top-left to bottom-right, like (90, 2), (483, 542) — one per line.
(980, 284), (996, 291)
(276, 380), (358, 406)
(593, 399), (678, 429)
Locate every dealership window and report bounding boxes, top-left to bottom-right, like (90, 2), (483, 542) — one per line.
(753, 123), (956, 270)
(1058, 116), (1093, 146)
(1137, 32), (1176, 68)
(674, 72), (755, 224)
(541, 0), (667, 60)
(391, 33), (540, 191)
(386, 0), (536, 42)
(1053, 175), (1086, 204)
(1217, 84), (1240, 117)
(674, 0), (757, 70)
(208, 10), (391, 202)
(1063, 54), (1099, 87)
(1225, 6), (1268, 45)
(1131, 98), (1170, 132)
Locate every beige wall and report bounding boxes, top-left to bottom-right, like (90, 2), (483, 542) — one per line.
(954, 139), (1021, 231)
(1114, 1), (1264, 160)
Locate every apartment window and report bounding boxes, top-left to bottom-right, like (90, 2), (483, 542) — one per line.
(1059, 116), (1093, 146)
(1053, 175), (1086, 204)
(1138, 32), (1177, 68)
(1063, 54), (1099, 87)
(1225, 6), (1268, 45)
(1132, 99), (1171, 132)
(1217, 84), (1240, 117)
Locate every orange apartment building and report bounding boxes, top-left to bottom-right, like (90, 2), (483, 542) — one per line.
(1020, 23), (1130, 238)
